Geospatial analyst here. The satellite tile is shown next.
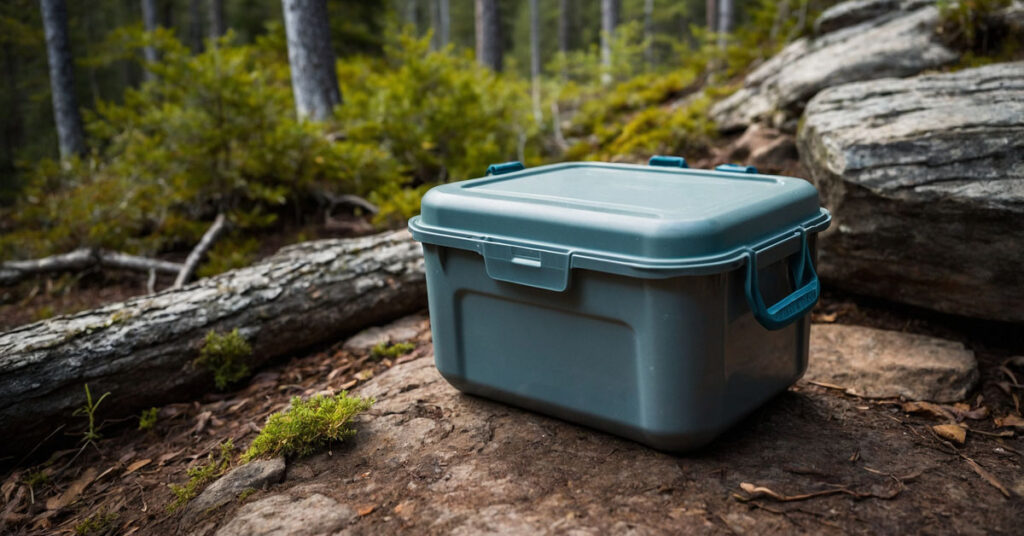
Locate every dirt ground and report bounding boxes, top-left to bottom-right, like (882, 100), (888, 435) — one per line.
(1, 290), (1022, 535)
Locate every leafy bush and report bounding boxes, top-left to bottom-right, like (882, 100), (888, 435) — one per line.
(241, 392), (373, 462)
(2, 26), (398, 259)
(196, 329), (252, 390)
(337, 33), (536, 223)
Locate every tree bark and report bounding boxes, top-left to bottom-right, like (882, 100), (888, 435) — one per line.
(558, 0), (570, 74)
(643, 0), (654, 68)
(0, 231), (426, 462)
(141, 0), (159, 80)
(189, 0), (205, 52)
(40, 0), (86, 159)
(403, 0), (417, 30)
(475, 0), (502, 71)
(281, 0), (341, 121)
(718, 0), (732, 50)
(529, 0), (542, 124)
(706, 0), (718, 35)
(439, 0), (450, 47)
(600, 0), (618, 84)
(207, 0), (226, 38)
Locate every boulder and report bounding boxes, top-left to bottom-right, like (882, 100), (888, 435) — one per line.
(710, 3), (957, 132)
(798, 62), (1024, 322)
(723, 124), (798, 172)
(813, 0), (929, 35)
(184, 457), (286, 524)
(805, 324), (978, 402)
(214, 494), (354, 536)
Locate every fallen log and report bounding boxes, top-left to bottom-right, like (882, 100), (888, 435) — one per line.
(0, 248), (183, 287)
(0, 230), (425, 462)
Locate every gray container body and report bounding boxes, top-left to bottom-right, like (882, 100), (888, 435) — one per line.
(410, 161), (830, 452)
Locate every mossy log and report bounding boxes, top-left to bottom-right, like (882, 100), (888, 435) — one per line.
(0, 230), (426, 462)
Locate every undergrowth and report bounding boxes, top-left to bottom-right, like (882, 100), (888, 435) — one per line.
(73, 511), (119, 536)
(370, 341), (415, 360)
(73, 384), (111, 445)
(240, 392), (374, 463)
(166, 439), (235, 512)
(138, 407), (159, 431)
(195, 329), (252, 390)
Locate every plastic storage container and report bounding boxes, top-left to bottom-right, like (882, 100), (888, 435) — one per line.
(408, 157), (831, 452)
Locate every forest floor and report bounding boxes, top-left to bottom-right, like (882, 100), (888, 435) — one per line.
(1, 292), (1022, 535)
(3, 143), (1023, 533)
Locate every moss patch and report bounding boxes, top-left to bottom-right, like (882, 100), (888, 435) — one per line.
(241, 392), (374, 463)
(196, 329), (252, 390)
(370, 341), (415, 360)
(167, 440), (235, 512)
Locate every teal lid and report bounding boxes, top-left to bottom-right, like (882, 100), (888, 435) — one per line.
(409, 160), (830, 289)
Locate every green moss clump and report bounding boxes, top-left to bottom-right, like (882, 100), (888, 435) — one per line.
(73, 511), (119, 536)
(241, 392), (374, 463)
(237, 487), (257, 502)
(370, 341), (415, 360)
(138, 407), (159, 431)
(196, 329), (252, 390)
(167, 440), (235, 512)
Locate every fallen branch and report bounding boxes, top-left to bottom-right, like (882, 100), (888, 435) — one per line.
(0, 249), (182, 286)
(172, 213), (228, 289)
(734, 481), (903, 503)
(323, 192), (379, 215)
(0, 230), (426, 462)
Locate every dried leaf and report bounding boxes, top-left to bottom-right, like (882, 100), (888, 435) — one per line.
(902, 401), (955, 420)
(994, 414), (1024, 429)
(962, 457), (1010, 498)
(357, 504), (376, 516)
(123, 459), (152, 476)
(933, 424), (966, 444)
(354, 369), (374, 381)
(45, 467), (97, 511)
(157, 448), (185, 465)
(191, 411), (212, 435)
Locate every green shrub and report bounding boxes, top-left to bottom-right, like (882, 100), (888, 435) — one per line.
(138, 407), (159, 431)
(241, 392), (374, 462)
(196, 329), (252, 390)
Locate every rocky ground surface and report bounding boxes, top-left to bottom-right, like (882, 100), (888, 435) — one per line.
(2, 299), (1022, 535)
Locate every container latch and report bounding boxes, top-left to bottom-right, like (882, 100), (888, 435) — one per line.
(648, 155), (689, 168)
(485, 161), (525, 176)
(743, 230), (819, 330)
(481, 242), (571, 292)
(716, 163), (758, 174)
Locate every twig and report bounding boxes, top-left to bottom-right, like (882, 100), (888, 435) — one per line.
(961, 455), (1011, 498)
(146, 268), (156, 294)
(330, 194), (379, 215)
(172, 213), (228, 289)
(734, 481), (903, 503)
(0, 249), (182, 286)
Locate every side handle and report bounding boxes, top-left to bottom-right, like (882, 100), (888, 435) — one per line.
(743, 232), (819, 330)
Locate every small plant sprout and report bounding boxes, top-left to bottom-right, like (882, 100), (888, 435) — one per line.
(73, 384), (111, 445)
(138, 407), (159, 431)
(241, 392), (374, 463)
(24, 470), (49, 504)
(167, 439), (236, 512)
(73, 511), (119, 535)
(196, 329), (252, 390)
(370, 341), (415, 360)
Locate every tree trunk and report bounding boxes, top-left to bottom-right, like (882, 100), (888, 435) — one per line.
(600, 0), (618, 84)
(189, 0), (204, 52)
(403, 0), (417, 30)
(40, 0), (86, 159)
(475, 0), (502, 71)
(643, 0), (654, 69)
(0, 231), (426, 462)
(438, 0), (450, 47)
(281, 0), (341, 121)
(529, 0), (541, 124)
(141, 0), (159, 81)
(718, 0), (732, 50)
(558, 0), (570, 78)
(208, 0), (226, 38)
(706, 0), (718, 35)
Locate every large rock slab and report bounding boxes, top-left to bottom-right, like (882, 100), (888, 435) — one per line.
(798, 62), (1024, 322)
(710, 3), (956, 131)
(184, 457), (286, 524)
(805, 324), (978, 402)
(202, 353), (1021, 534)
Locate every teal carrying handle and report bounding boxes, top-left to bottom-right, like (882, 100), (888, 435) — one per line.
(486, 161), (525, 176)
(744, 231), (819, 330)
(648, 155), (689, 168)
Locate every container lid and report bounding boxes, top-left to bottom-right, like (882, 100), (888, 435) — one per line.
(409, 160), (830, 291)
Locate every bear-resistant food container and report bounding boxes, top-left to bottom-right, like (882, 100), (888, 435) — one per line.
(408, 157), (831, 452)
